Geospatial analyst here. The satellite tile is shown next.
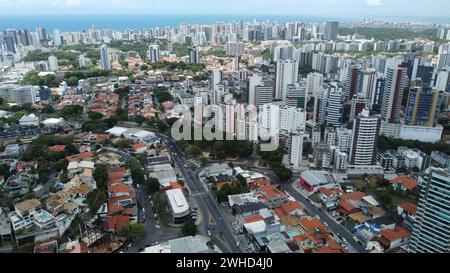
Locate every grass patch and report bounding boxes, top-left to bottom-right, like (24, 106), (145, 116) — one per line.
(309, 192), (321, 203)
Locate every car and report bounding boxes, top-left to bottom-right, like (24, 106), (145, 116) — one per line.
(154, 213), (158, 218)
(207, 230), (212, 236)
(342, 238), (348, 243)
(193, 207), (198, 211)
(136, 184), (140, 188)
(155, 225), (161, 229)
(323, 222), (329, 227)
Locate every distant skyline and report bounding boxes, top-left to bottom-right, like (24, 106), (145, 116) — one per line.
(0, 0), (449, 18)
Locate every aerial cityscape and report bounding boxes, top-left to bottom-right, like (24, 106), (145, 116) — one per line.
(1, 0), (450, 257)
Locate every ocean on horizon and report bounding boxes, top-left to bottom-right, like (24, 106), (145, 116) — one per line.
(0, 14), (449, 32)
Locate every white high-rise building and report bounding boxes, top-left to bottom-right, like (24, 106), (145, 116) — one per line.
(349, 109), (381, 165)
(409, 167), (450, 253)
(315, 84), (344, 126)
(255, 85), (273, 107)
(324, 127), (336, 146)
(306, 72), (323, 97)
(260, 104), (280, 140)
(193, 96), (203, 126)
(189, 47), (200, 64)
(223, 104), (236, 137)
(356, 69), (376, 101)
(381, 64), (407, 123)
(79, 54), (86, 68)
(279, 106), (306, 133)
(273, 45), (300, 62)
(336, 127), (352, 154)
(350, 95), (370, 121)
(211, 68), (223, 105)
(148, 44), (160, 63)
(226, 41), (244, 57)
(53, 29), (62, 46)
(435, 68), (450, 92)
(0, 85), (38, 104)
(100, 44), (111, 70)
(275, 59), (299, 101)
(235, 104), (247, 140)
(288, 129), (304, 170)
(48, 55), (58, 71)
(248, 74), (263, 105)
(286, 83), (307, 110)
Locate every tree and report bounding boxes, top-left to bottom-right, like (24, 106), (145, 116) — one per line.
(86, 189), (106, 214)
(135, 115), (146, 126)
(128, 160), (145, 186)
(88, 111), (104, 121)
(275, 167), (293, 182)
(62, 105), (83, 118)
(185, 145), (202, 157)
(37, 159), (49, 183)
(93, 165), (108, 191)
(200, 157), (208, 167)
(148, 177), (160, 194)
(67, 76), (79, 86)
(42, 104), (55, 114)
(0, 164), (11, 180)
(236, 174), (247, 187)
(181, 219), (198, 237)
(120, 223), (146, 242)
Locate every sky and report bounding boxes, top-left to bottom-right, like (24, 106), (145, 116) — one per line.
(0, 0), (449, 18)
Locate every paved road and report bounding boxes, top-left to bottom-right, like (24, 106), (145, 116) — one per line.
(126, 182), (180, 253)
(248, 167), (367, 253)
(159, 134), (242, 253)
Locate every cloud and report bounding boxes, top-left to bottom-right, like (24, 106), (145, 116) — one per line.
(65, 0), (81, 6)
(366, 0), (383, 6)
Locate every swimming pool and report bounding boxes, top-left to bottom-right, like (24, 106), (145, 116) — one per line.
(37, 214), (51, 222)
(287, 230), (301, 237)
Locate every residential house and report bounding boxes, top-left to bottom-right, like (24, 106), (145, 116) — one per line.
(390, 176), (418, 192)
(376, 227), (411, 251)
(9, 199), (42, 232)
(258, 185), (290, 209)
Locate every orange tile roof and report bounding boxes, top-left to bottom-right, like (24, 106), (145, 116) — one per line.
(299, 217), (326, 232)
(260, 185), (285, 199)
(318, 187), (342, 196)
(292, 234), (310, 244)
(314, 246), (344, 253)
(390, 176), (418, 190)
(108, 185), (130, 195)
(107, 178), (124, 186)
(380, 227), (411, 242)
(244, 215), (265, 223)
(106, 215), (129, 232)
(48, 145), (66, 153)
(274, 207), (287, 219)
(108, 203), (125, 216)
(281, 201), (304, 214)
(131, 143), (146, 149)
(398, 201), (417, 215)
(339, 200), (358, 213)
(65, 152), (94, 162)
(107, 168), (127, 179)
(170, 182), (183, 189)
(340, 191), (366, 201)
